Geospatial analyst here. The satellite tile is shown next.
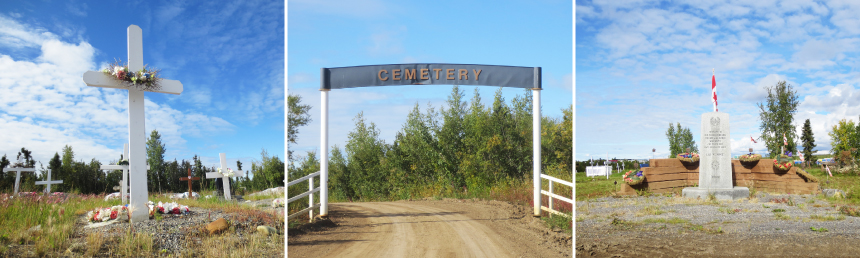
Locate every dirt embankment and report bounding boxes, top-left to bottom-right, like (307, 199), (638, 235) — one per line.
(288, 198), (572, 257)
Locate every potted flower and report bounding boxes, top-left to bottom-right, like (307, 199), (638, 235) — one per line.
(676, 152), (700, 166)
(773, 152), (794, 173)
(739, 149), (761, 167)
(623, 170), (646, 186)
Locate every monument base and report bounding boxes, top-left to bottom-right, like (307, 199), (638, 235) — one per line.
(682, 187), (750, 200)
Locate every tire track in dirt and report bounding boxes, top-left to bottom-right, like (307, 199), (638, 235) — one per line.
(288, 199), (571, 257)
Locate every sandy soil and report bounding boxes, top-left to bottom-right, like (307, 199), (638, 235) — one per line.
(287, 198), (572, 257)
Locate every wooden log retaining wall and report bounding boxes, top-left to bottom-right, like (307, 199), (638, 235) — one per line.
(619, 158), (819, 195)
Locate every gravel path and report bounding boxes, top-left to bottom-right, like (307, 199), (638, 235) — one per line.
(576, 192), (860, 257)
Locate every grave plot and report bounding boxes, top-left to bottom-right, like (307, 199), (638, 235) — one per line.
(619, 158), (820, 195)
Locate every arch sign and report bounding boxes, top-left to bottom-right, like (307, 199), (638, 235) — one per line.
(318, 63), (544, 217)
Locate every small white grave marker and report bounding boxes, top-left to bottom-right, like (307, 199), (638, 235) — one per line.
(83, 25), (183, 222)
(4, 166), (36, 195)
(206, 153), (244, 201)
(34, 169), (63, 193)
(101, 145), (150, 204)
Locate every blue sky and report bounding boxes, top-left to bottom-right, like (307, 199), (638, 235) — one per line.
(287, 0), (573, 160)
(0, 0), (284, 169)
(577, 0), (860, 160)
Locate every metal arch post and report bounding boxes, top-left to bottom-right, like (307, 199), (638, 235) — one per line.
(320, 88), (330, 217)
(533, 88), (542, 217)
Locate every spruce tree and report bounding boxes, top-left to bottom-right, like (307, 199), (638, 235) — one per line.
(801, 119), (816, 165)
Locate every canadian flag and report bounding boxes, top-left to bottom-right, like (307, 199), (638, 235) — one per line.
(712, 70), (718, 112)
(750, 136), (757, 143)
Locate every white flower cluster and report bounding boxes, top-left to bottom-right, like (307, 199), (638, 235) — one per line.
(218, 168), (235, 177)
(272, 198), (284, 207)
(147, 201), (190, 215)
(86, 205), (127, 222)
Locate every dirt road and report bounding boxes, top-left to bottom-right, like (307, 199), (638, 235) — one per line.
(288, 199), (571, 257)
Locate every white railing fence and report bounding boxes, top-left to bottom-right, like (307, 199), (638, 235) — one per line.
(287, 171), (321, 222)
(539, 174), (573, 217)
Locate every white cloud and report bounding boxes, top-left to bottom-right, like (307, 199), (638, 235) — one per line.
(577, 1), (860, 160)
(0, 16), (235, 165)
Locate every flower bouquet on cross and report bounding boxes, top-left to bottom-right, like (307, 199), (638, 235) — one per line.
(218, 167), (235, 177)
(773, 152), (794, 173)
(101, 59), (162, 91)
(623, 170), (646, 186)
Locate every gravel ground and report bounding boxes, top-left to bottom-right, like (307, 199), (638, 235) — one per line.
(576, 192), (860, 257)
(73, 195), (284, 256)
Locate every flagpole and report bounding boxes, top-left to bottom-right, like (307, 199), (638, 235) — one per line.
(712, 68), (716, 112)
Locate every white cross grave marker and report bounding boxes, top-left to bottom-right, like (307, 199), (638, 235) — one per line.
(206, 153), (244, 201)
(100, 144), (148, 204)
(4, 166), (36, 195)
(34, 169), (63, 193)
(82, 25), (183, 222)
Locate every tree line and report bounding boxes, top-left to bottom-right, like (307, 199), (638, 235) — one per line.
(288, 86), (572, 201)
(0, 131), (284, 195)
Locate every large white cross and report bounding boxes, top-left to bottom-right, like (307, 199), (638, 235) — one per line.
(3, 166), (35, 195)
(34, 169), (63, 193)
(82, 25), (183, 222)
(205, 153), (244, 201)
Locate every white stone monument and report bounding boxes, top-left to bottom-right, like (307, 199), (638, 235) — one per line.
(4, 166), (35, 195)
(682, 112), (749, 200)
(83, 25), (183, 221)
(34, 169), (63, 193)
(206, 153), (244, 201)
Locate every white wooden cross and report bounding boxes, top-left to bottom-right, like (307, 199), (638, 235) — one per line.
(100, 144), (149, 204)
(34, 169), (63, 193)
(82, 25), (183, 222)
(206, 153), (244, 201)
(4, 166), (36, 195)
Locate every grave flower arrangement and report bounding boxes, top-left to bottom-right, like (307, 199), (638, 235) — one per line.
(622, 170), (646, 186)
(147, 201), (190, 216)
(739, 153), (762, 166)
(219, 168), (235, 177)
(101, 59), (162, 91)
(773, 153), (793, 173)
(272, 198), (284, 207)
(86, 205), (127, 222)
(676, 152), (700, 165)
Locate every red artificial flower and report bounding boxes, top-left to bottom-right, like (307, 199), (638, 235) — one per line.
(110, 210), (118, 220)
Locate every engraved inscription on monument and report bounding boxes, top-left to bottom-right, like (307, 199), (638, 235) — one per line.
(699, 112), (732, 189)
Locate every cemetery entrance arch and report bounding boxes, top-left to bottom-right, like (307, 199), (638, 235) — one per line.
(318, 64), (544, 217)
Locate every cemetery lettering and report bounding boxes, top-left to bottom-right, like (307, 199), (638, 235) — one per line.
(378, 68), (482, 81)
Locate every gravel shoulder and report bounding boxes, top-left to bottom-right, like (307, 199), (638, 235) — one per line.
(288, 198), (572, 257)
(576, 193), (860, 257)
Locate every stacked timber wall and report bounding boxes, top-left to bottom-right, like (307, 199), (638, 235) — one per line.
(619, 158), (819, 195)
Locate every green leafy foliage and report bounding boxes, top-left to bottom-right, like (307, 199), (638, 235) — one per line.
(666, 123), (697, 157)
(757, 81), (800, 158)
(316, 87), (571, 202)
(288, 93), (312, 161)
(828, 117), (860, 166)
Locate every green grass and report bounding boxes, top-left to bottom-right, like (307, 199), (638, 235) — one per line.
(574, 171), (625, 200)
(810, 227), (829, 232)
(810, 214), (846, 221)
(806, 167), (860, 205)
